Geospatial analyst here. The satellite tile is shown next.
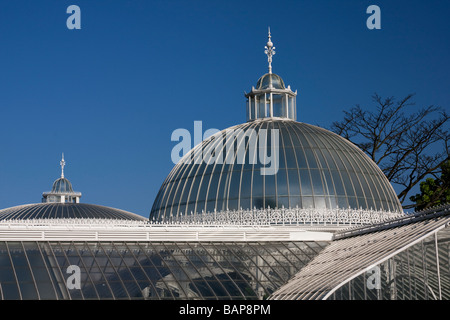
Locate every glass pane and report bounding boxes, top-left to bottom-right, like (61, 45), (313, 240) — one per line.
(9, 250), (28, 267)
(296, 148), (308, 168)
(228, 171), (241, 199)
(276, 170), (289, 196)
(350, 171), (364, 197)
(284, 148), (298, 169)
(277, 146), (287, 169)
(207, 174), (220, 200)
(340, 171), (355, 197)
(265, 196), (276, 208)
(321, 149), (337, 169)
(323, 170), (335, 196)
(1, 283), (21, 299)
(252, 170), (263, 197)
(314, 196), (326, 209)
(337, 196), (349, 209)
(240, 170), (253, 199)
(188, 177), (201, 203)
(302, 196), (314, 208)
(18, 282), (39, 299)
(272, 94), (284, 117)
(304, 148), (318, 168)
(288, 170), (300, 196)
(310, 170), (324, 195)
(278, 196), (289, 208)
(299, 170), (312, 195)
(264, 174), (276, 196)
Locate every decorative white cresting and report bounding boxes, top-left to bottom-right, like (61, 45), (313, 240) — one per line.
(60, 153), (66, 178)
(152, 207), (403, 228)
(264, 27), (276, 74)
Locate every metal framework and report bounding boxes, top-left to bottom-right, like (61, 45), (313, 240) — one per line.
(0, 203), (147, 221)
(153, 206), (402, 228)
(0, 206), (401, 243)
(151, 119), (403, 220)
(269, 204), (450, 300)
(0, 240), (329, 300)
(0, 222), (334, 242)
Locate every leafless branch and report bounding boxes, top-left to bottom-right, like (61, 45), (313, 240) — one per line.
(331, 94), (449, 208)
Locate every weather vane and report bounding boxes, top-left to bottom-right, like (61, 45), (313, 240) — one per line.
(264, 27), (275, 74)
(60, 153), (66, 178)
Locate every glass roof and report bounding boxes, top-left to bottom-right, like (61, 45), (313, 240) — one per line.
(269, 204), (450, 300)
(256, 73), (285, 90)
(0, 203), (147, 221)
(0, 240), (326, 300)
(51, 178), (74, 193)
(150, 118), (402, 221)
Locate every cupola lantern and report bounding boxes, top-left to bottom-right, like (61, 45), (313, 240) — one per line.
(245, 28), (297, 121)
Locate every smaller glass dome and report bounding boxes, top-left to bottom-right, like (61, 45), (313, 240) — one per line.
(51, 178), (73, 193)
(0, 203), (147, 221)
(256, 73), (285, 90)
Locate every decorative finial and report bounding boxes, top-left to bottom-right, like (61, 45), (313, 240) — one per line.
(60, 153), (66, 178)
(264, 27), (275, 74)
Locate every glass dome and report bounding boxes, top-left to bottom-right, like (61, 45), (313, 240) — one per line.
(0, 203), (147, 221)
(150, 118), (402, 221)
(51, 178), (74, 193)
(256, 73), (285, 90)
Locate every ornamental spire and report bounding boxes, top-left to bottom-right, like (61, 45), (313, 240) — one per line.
(264, 27), (275, 74)
(60, 153), (66, 178)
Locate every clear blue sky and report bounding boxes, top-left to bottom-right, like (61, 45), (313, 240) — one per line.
(0, 0), (448, 217)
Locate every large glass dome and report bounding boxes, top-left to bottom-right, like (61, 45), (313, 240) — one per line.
(150, 118), (402, 221)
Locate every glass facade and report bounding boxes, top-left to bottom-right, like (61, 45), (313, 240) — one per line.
(150, 119), (402, 221)
(0, 240), (327, 300)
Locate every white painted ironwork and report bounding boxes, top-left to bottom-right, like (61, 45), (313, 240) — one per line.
(0, 207), (401, 242)
(153, 206), (403, 227)
(0, 220), (333, 242)
(334, 203), (450, 240)
(269, 204), (450, 300)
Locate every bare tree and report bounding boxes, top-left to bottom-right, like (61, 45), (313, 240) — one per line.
(331, 93), (449, 209)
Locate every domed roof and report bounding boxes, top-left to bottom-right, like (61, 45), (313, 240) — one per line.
(51, 177), (74, 193)
(256, 73), (285, 90)
(150, 118), (402, 221)
(0, 203), (147, 221)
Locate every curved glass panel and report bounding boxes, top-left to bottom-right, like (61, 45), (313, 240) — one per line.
(256, 73), (285, 90)
(51, 178), (74, 193)
(150, 119), (402, 221)
(0, 203), (147, 221)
